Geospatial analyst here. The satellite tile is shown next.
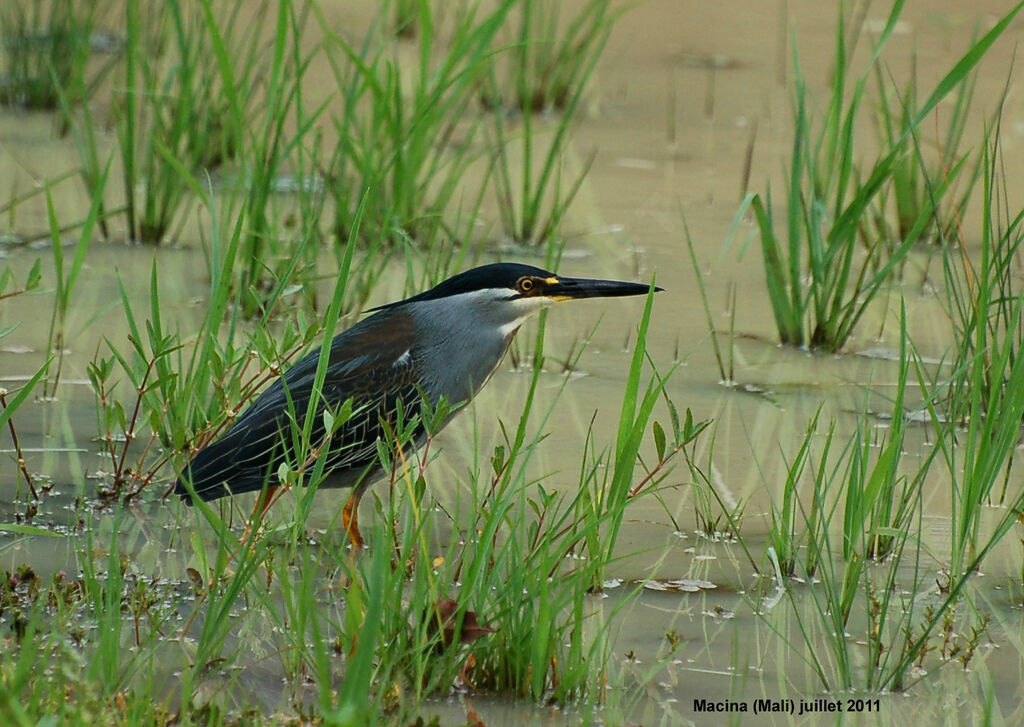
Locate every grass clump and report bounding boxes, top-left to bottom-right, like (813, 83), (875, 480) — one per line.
(482, 0), (623, 246)
(743, 0), (1021, 351)
(940, 129), (1024, 427)
(206, 0), (324, 317)
(764, 311), (929, 582)
(868, 50), (983, 252)
(759, 283), (1024, 693)
(485, 74), (595, 247)
(931, 192), (1024, 579)
(0, 0), (100, 110)
(757, 312), (937, 691)
(491, 0), (625, 113)
(114, 0), (302, 245)
(317, 2), (508, 252)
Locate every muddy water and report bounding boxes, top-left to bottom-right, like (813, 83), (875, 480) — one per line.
(4, 0), (1024, 724)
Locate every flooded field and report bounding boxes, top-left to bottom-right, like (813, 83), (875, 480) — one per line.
(4, 1), (1024, 725)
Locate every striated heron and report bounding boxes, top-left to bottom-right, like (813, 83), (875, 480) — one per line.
(173, 262), (660, 546)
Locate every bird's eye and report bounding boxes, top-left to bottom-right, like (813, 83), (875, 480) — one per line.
(517, 277), (534, 293)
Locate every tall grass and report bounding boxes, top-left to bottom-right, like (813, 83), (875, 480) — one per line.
(3, 0), (117, 234)
(316, 1), (507, 252)
(761, 277), (1024, 692)
(0, 0), (100, 110)
(486, 73), (596, 247)
(742, 0), (1022, 351)
(494, 0), (625, 113)
(115, 0), (302, 245)
(117, 0), (183, 244)
(869, 49), (983, 252)
(42, 169), (107, 398)
(940, 128), (1024, 427)
(742, 5), (1024, 691)
(207, 0), (324, 317)
(879, 289), (1024, 688)
(931, 180), (1024, 578)
(757, 310), (939, 691)
(483, 0), (616, 246)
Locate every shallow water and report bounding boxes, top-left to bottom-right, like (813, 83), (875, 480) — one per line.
(5, 0), (1024, 724)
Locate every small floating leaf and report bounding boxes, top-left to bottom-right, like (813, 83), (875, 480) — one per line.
(641, 578), (717, 593)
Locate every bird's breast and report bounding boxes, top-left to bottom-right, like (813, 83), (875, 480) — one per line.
(414, 333), (511, 408)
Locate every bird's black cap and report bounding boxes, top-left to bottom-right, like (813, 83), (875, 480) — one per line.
(377, 262), (661, 309)
(404, 263), (553, 303)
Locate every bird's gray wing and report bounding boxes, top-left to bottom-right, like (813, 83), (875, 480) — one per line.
(175, 311), (428, 501)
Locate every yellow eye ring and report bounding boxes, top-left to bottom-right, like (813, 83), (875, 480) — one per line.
(518, 277), (534, 293)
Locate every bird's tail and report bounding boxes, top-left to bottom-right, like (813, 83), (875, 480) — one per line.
(172, 472), (232, 503)
(173, 433), (271, 503)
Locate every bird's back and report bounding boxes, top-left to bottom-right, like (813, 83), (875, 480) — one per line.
(174, 286), (521, 504)
(174, 309), (426, 502)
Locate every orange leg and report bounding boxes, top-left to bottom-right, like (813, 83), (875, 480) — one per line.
(342, 491), (364, 549)
(459, 654), (480, 692)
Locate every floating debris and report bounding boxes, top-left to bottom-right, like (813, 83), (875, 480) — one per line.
(641, 578), (716, 593)
(703, 605), (735, 619)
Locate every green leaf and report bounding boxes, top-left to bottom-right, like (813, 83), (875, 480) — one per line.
(653, 421), (666, 460)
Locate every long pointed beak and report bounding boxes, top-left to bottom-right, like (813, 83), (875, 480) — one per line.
(543, 275), (663, 302)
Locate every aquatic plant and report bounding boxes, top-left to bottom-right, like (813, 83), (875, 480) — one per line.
(741, 0), (1021, 351)
(317, 1), (508, 252)
(482, 0), (619, 246)
(0, 0), (100, 110)
(42, 176), (106, 398)
(868, 49), (983, 253)
(485, 72), (596, 247)
(760, 293), (1024, 692)
(494, 0), (626, 113)
(115, 0), (299, 245)
(939, 127), (1024, 426)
